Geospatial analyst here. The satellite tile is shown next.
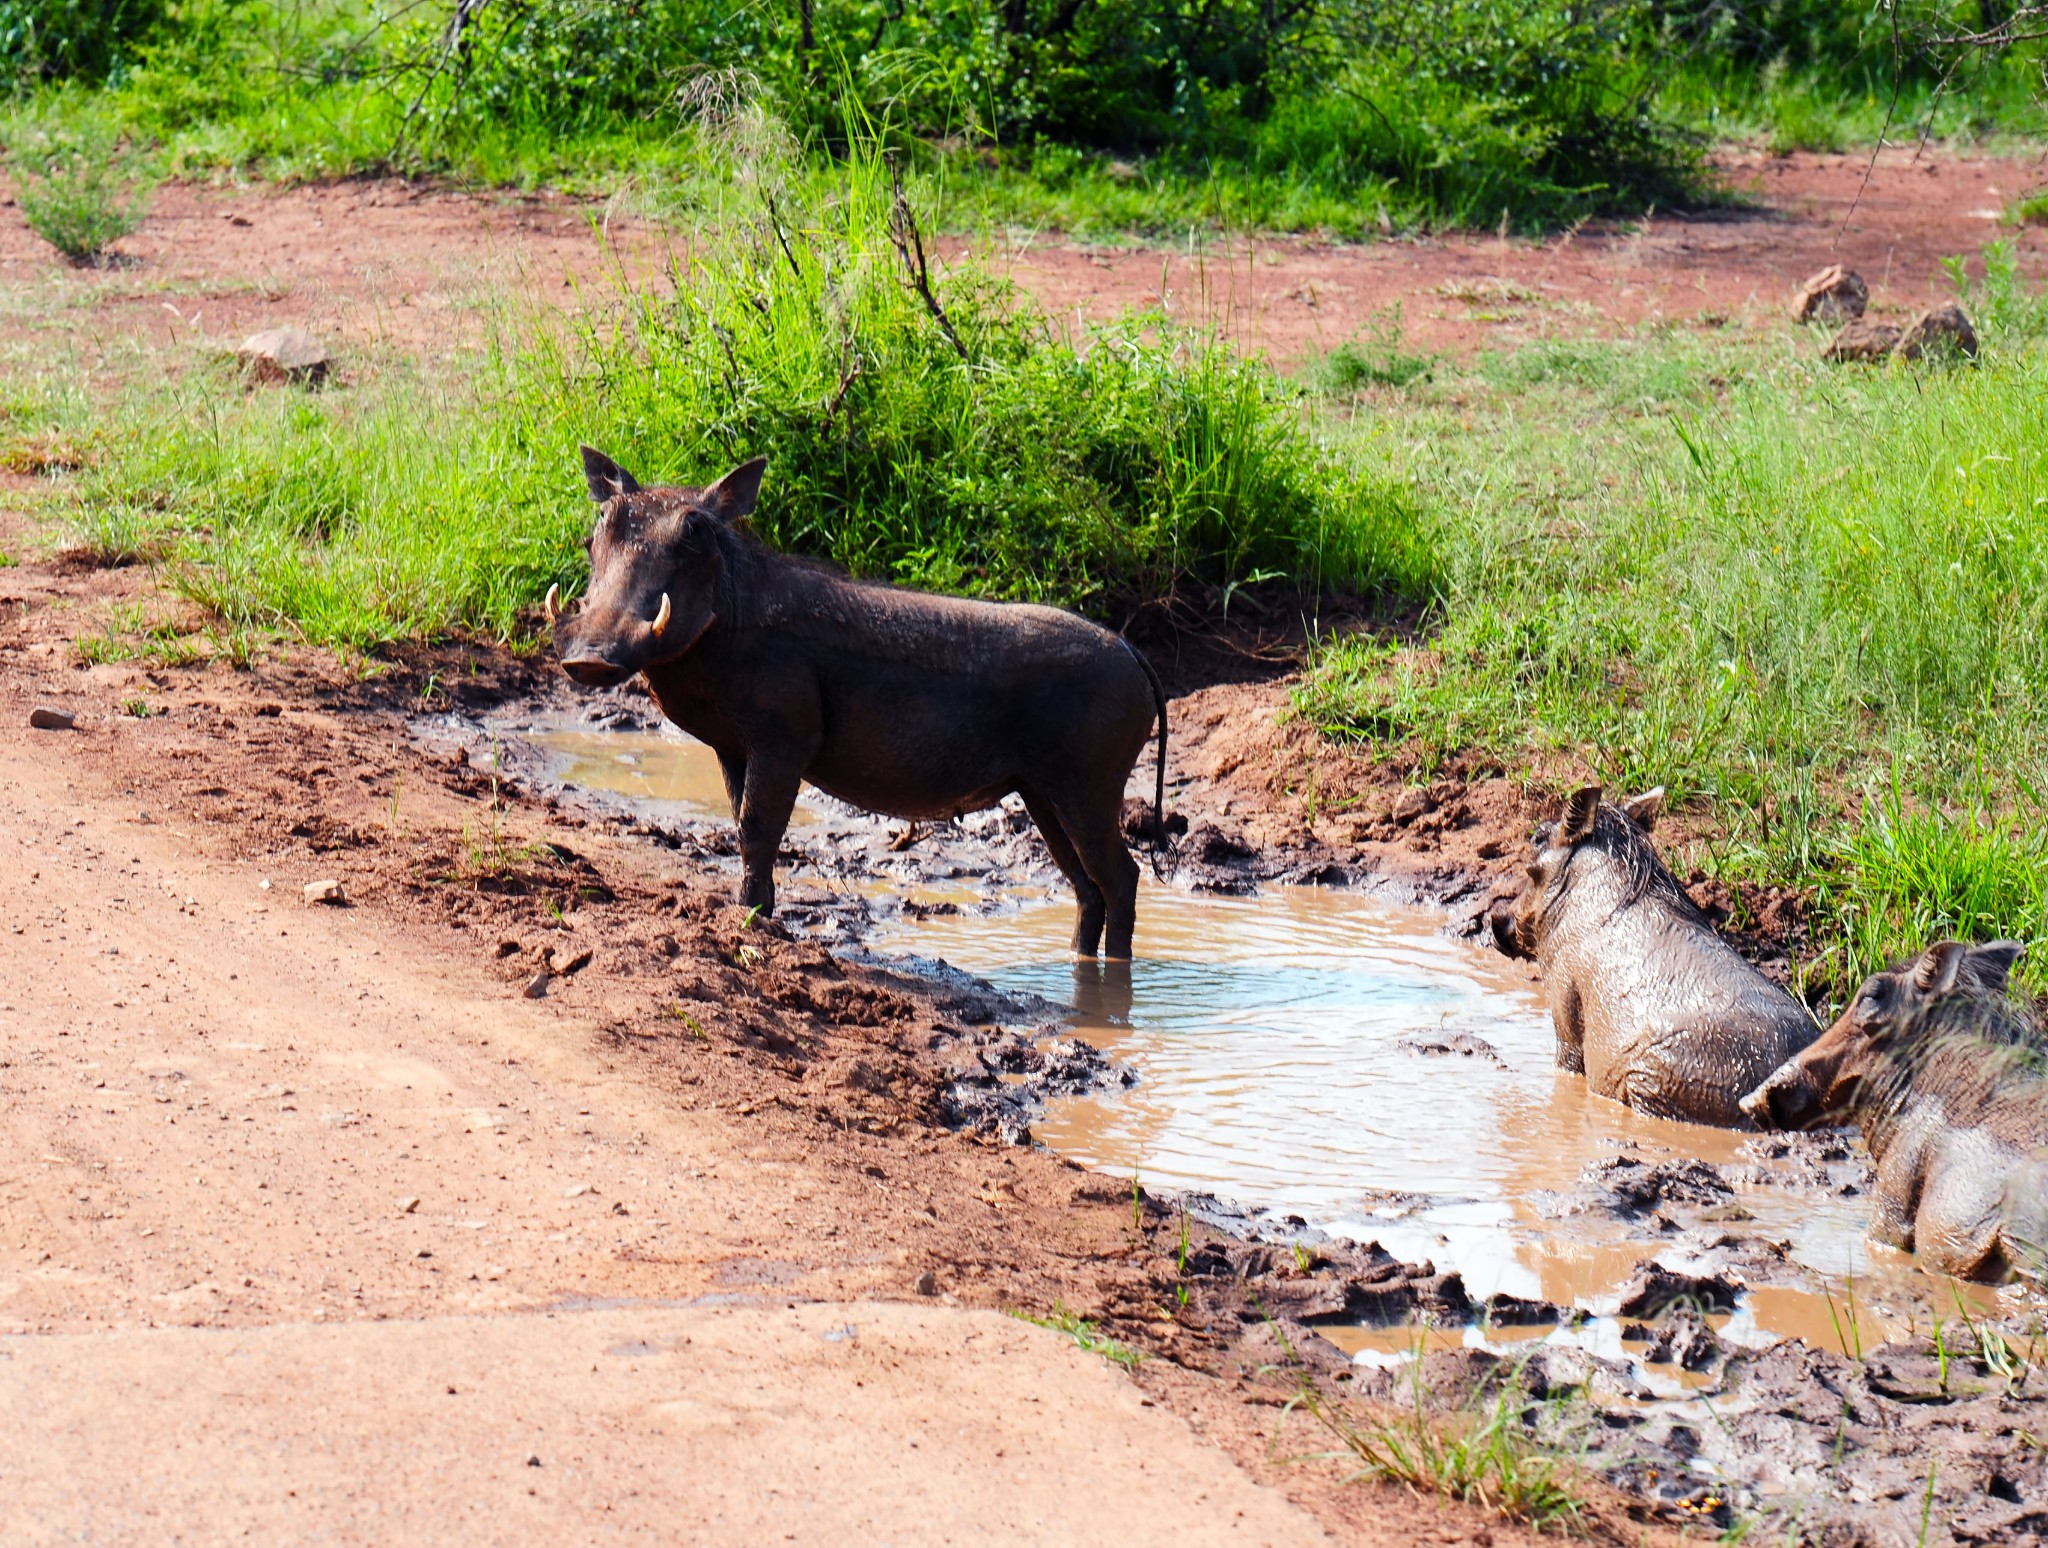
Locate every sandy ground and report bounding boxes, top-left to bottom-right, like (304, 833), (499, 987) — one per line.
(0, 637), (1334, 1545)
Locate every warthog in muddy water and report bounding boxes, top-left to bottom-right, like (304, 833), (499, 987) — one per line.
(1742, 939), (2048, 1283)
(548, 448), (1168, 958)
(1490, 785), (1817, 1126)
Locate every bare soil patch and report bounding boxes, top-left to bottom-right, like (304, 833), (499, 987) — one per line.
(2, 146), (2042, 375)
(988, 148), (2048, 363)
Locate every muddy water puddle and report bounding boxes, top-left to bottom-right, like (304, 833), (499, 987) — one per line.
(522, 727), (825, 827)
(526, 723), (2007, 1366)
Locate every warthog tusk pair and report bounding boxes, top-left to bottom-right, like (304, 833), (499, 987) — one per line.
(543, 586), (667, 635)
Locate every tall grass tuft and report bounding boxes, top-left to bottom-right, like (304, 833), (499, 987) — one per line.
(80, 126), (1432, 653)
(1825, 777), (2048, 993)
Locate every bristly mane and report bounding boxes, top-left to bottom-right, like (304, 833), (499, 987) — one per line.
(1557, 803), (1708, 925)
(1860, 988), (2048, 1146)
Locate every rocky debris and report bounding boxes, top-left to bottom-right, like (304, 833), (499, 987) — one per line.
(1391, 785), (1436, 823)
(1823, 319), (1904, 363)
(1622, 1304), (1723, 1371)
(236, 326), (330, 386)
(1480, 1292), (1582, 1327)
(1536, 1155), (1735, 1218)
(1793, 263), (1869, 323)
(912, 1270), (937, 1296)
(1182, 1233), (1471, 1327)
(1613, 1262), (1740, 1318)
(302, 878), (345, 906)
(1229, 1317), (1354, 1381)
(1725, 1129), (1865, 1195)
(28, 706), (75, 730)
(936, 1024), (1129, 1145)
(1397, 1032), (1503, 1062)
(1821, 304), (1979, 367)
(521, 971), (551, 999)
(1897, 301), (1980, 361)
(1351, 1342), (1651, 1408)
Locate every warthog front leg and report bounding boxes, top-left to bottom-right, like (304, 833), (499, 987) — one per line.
(736, 757), (805, 916)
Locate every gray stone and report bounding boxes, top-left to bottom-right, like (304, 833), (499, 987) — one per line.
(236, 326), (330, 386)
(29, 706), (75, 730)
(1793, 264), (1869, 324)
(1895, 302), (1978, 362)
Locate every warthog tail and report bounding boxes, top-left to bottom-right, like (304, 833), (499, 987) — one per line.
(1126, 640), (1171, 879)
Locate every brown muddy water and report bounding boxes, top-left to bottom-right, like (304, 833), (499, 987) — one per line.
(525, 724), (2017, 1372)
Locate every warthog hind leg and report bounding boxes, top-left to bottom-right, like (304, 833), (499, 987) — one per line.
(1020, 786), (1107, 956)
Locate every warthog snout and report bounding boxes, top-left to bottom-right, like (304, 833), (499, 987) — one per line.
(1740, 1062), (1818, 1130)
(560, 653), (633, 689)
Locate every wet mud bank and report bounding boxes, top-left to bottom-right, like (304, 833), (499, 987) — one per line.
(466, 678), (2048, 1546)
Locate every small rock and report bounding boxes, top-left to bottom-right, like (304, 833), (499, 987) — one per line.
(563, 1184), (593, 1198)
(1823, 320), (1903, 363)
(397, 1196), (420, 1214)
(1614, 1263), (1740, 1318)
(522, 971), (551, 999)
(1895, 302), (1978, 362)
(1391, 786), (1436, 823)
(1792, 264), (1869, 324)
(1622, 1305), (1723, 1371)
(236, 326), (330, 386)
(28, 706), (74, 731)
(302, 878), (344, 906)
(912, 1270), (937, 1296)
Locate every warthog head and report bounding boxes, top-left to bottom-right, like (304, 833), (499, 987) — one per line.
(1488, 783), (1671, 959)
(1740, 939), (2026, 1130)
(549, 446), (768, 689)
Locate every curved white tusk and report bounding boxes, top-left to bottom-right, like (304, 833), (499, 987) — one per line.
(543, 583), (560, 624)
(651, 592), (671, 637)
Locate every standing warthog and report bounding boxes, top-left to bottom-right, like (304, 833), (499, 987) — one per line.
(1489, 785), (1817, 1126)
(547, 448), (1168, 958)
(1741, 940), (2048, 1283)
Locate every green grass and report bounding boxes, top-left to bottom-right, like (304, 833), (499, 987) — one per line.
(64, 132), (1431, 655)
(10, 0), (2044, 242)
(1296, 242), (2048, 999)
(1291, 1358), (1587, 1532)
(1010, 1301), (1147, 1369)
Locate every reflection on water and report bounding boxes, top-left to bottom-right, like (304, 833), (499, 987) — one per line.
(526, 728), (824, 828)
(871, 882), (2005, 1351)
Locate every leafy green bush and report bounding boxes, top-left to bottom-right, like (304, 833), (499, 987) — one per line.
(79, 135), (1433, 651)
(8, 114), (152, 262)
(0, 0), (164, 84)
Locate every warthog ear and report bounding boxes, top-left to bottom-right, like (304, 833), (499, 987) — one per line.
(1968, 940), (2026, 991)
(703, 456), (768, 523)
(1559, 785), (1602, 844)
(1619, 786), (1665, 832)
(1913, 940), (1969, 995)
(580, 446), (641, 503)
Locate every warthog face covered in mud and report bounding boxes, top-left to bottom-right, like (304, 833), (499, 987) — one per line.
(1489, 782), (1817, 1126)
(1490, 785), (1666, 961)
(548, 447), (768, 689)
(1741, 939), (2027, 1132)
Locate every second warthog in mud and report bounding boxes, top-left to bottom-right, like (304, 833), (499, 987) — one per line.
(1492, 785), (1817, 1127)
(1743, 939), (2048, 1284)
